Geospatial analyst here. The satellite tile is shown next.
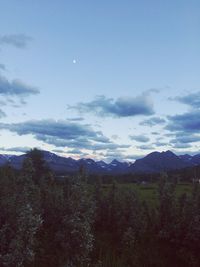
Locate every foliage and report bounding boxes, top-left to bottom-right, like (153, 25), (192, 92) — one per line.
(0, 151), (200, 267)
(0, 150), (94, 267)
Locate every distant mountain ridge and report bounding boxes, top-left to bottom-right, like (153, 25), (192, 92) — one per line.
(0, 150), (200, 174)
(129, 150), (193, 173)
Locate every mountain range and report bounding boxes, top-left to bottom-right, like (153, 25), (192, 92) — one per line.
(0, 150), (200, 175)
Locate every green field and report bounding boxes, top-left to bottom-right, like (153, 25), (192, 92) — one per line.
(101, 182), (193, 206)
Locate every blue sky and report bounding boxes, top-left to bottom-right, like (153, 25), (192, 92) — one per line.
(0, 0), (200, 162)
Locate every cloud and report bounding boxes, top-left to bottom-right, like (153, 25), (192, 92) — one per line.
(52, 149), (65, 154)
(140, 117), (166, 127)
(100, 150), (127, 162)
(0, 74), (39, 97)
(0, 100), (6, 106)
(171, 143), (192, 149)
(69, 94), (154, 118)
(143, 88), (161, 94)
(90, 143), (130, 151)
(0, 109), (6, 118)
(124, 154), (144, 161)
(101, 151), (144, 163)
(129, 135), (150, 142)
(67, 148), (84, 154)
(151, 131), (159, 135)
(172, 150), (199, 156)
(111, 134), (119, 140)
(0, 119), (128, 151)
(167, 133), (200, 150)
(52, 148), (88, 157)
(67, 117), (84, 122)
(137, 144), (154, 150)
(171, 91), (200, 109)
(0, 64), (6, 71)
(171, 134), (200, 144)
(153, 141), (167, 147)
(144, 86), (170, 95)
(0, 34), (32, 49)
(166, 110), (200, 133)
(0, 119), (101, 140)
(67, 149), (89, 158)
(0, 146), (31, 153)
(166, 111), (200, 149)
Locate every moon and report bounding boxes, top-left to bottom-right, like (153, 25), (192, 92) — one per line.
(73, 59), (77, 64)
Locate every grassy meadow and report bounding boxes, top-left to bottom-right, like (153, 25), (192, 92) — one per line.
(100, 182), (193, 206)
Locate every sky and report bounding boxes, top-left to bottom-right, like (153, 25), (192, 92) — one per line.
(0, 0), (200, 162)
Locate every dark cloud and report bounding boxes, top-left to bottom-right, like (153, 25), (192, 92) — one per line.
(172, 91), (200, 109)
(140, 117), (166, 127)
(164, 133), (175, 137)
(129, 135), (150, 142)
(137, 144), (154, 150)
(69, 94), (154, 118)
(0, 74), (39, 97)
(166, 110), (200, 133)
(151, 132), (159, 135)
(0, 119), (102, 140)
(166, 111), (200, 148)
(171, 143), (192, 149)
(171, 134), (200, 144)
(37, 135), (92, 149)
(167, 133), (200, 150)
(153, 141), (167, 147)
(67, 117), (84, 122)
(0, 34), (32, 49)
(0, 119), (128, 151)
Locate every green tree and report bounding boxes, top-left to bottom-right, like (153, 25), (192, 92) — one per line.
(0, 158), (42, 267)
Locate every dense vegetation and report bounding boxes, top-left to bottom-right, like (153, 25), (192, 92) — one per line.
(0, 149), (200, 266)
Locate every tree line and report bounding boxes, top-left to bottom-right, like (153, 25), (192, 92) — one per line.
(0, 149), (200, 266)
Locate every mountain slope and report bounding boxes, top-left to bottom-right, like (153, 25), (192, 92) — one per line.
(129, 150), (191, 173)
